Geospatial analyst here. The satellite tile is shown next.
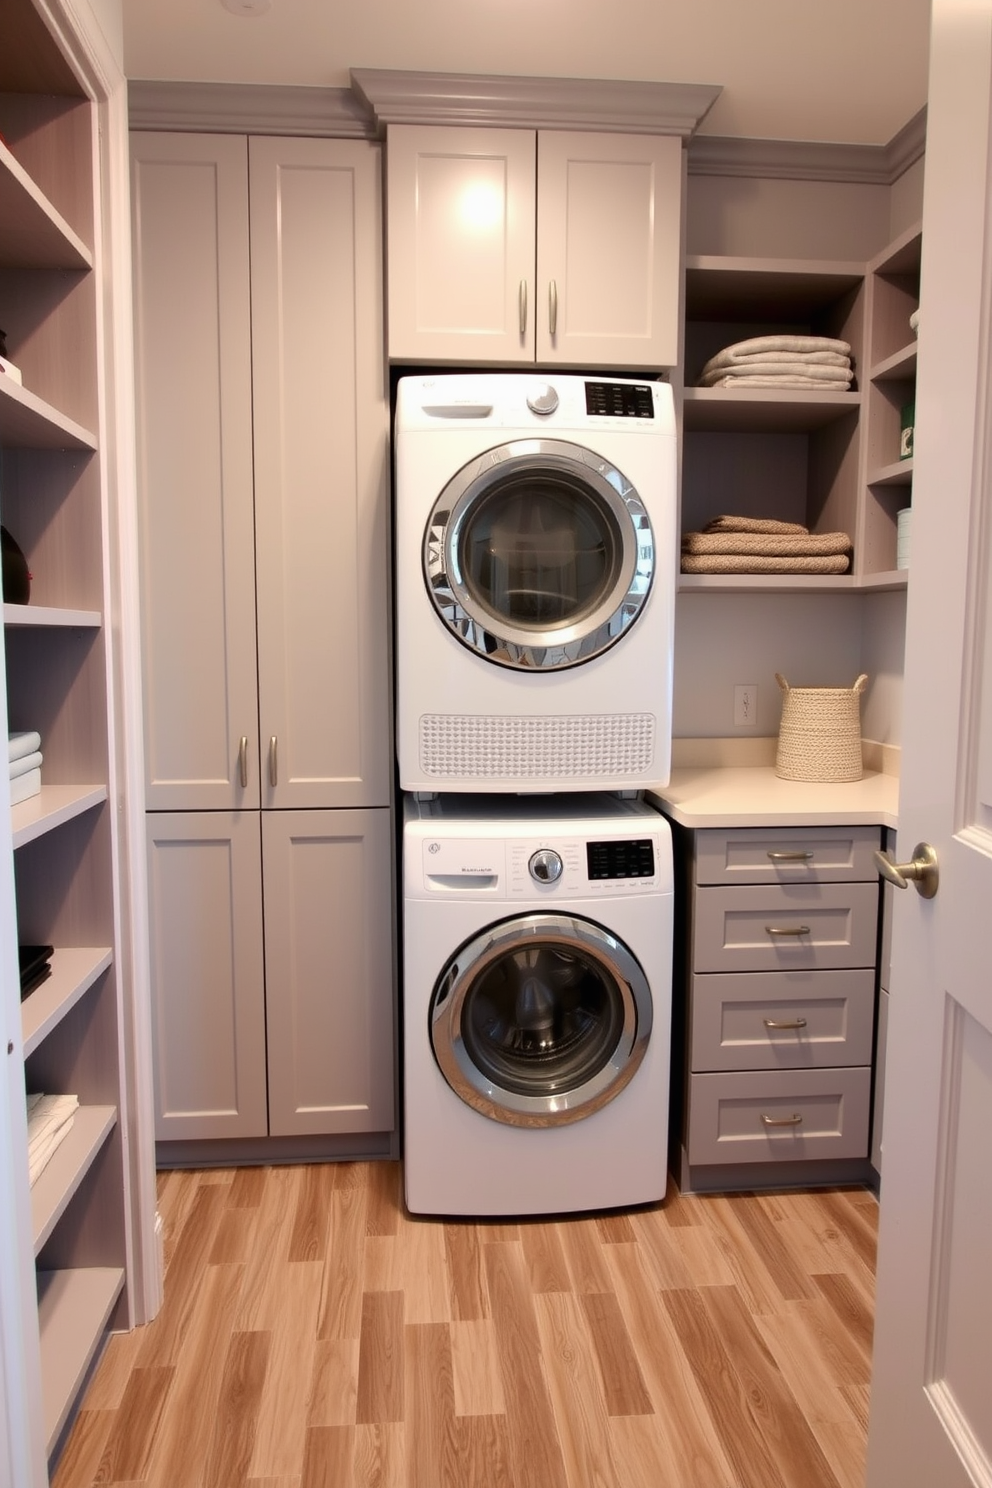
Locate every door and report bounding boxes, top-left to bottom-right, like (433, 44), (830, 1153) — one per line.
(430, 912), (653, 1126)
(536, 131), (682, 368)
(249, 138), (392, 810)
(424, 437), (655, 669)
(867, 3), (992, 1481)
(131, 134), (259, 811)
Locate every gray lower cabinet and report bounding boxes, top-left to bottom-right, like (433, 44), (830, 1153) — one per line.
(675, 824), (882, 1191)
(146, 808), (394, 1143)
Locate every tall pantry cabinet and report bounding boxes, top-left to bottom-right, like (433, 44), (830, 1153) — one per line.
(1, 0), (155, 1479)
(130, 133), (396, 1155)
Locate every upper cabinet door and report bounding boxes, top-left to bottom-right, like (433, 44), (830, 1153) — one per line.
(536, 131), (683, 368)
(248, 137), (392, 810)
(385, 125), (537, 363)
(131, 133), (260, 811)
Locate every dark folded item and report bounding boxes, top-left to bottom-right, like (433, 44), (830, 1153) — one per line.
(19, 944), (54, 999)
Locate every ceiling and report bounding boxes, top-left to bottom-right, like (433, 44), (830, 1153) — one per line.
(120, 0), (931, 146)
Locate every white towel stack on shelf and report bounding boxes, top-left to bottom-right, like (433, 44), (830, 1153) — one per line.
(699, 334), (854, 390)
(9, 730), (42, 805)
(26, 1093), (79, 1186)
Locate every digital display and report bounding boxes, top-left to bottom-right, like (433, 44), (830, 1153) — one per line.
(586, 838), (656, 880)
(585, 382), (655, 418)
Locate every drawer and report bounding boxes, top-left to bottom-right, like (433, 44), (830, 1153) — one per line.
(694, 826), (881, 886)
(686, 1067), (871, 1166)
(692, 881), (879, 973)
(689, 969), (876, 1072)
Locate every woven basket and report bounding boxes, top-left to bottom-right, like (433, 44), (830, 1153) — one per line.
(774, 673), (867, 782)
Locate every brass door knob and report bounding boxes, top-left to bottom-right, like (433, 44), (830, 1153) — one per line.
(873, 842), (939, 898)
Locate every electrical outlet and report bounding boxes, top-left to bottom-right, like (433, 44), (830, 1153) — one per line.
(734, 684), (758, 727)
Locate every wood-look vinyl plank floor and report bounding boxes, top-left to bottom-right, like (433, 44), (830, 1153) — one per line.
(52, 1164), (878, 1488)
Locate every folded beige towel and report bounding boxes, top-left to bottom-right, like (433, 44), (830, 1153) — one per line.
(682, 530), (852, 558)
(681, 552), (851, 574)
(27, 1093), (79, 1186)
(702, 372), (853, 389)
(702, 334), (851, 373)
(704, 516), (809, 536)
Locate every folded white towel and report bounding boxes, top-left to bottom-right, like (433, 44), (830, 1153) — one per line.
(8, 731), (41, 763)
(9, 750), (42, 781)
(704, 348), (850, 374)
(703, 373), (853, 390)
(701, 362), (852, 388)
(26, 1093), (79, 1186)
(10, 768), (41, 806)
(703, 334), (851, 371)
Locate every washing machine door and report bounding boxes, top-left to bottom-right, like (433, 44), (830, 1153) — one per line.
(423, 439), (654, 671)
(430, 912), (653, 1127)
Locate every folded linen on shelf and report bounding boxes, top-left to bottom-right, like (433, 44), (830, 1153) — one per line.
(9, 749), (42, 780)
(703, 334), (852, 367)
(703, 373), (853, 389)
(681, 552), (851, 574)
(682, 530), (852, 558)
(8, 730), (41, 763)
(26, 1092), (79, 1186)
(700, 335), (854, 390)
(10, 767), (41, 805)
(701, 363), (853, 388)
(703, 516), (809, 536)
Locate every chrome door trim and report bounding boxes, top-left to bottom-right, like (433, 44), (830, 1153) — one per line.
(423, 438), (654, 671)
(429, 912), (653, 1127)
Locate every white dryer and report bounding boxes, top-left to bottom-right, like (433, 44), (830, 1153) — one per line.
(394, 373), (677, 793)
(402, 793), (673, 1217)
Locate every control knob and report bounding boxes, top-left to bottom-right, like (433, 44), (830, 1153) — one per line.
(529, 848), (563, 884)
(526, 383), (559, 416)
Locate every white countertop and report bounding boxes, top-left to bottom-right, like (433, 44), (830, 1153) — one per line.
(647, 765), (899, 829)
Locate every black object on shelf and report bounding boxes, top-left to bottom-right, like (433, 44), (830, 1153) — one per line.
(19, 944), (54, 1000)
(1, 525), (31, 603)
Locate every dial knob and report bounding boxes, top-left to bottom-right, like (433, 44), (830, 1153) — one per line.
(526, 383), (559, 416)
(529, 848), (563, 884)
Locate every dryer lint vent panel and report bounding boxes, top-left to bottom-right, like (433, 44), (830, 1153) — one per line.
(419, 713), (656, 778)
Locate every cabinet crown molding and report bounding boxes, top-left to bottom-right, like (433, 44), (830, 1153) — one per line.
(688, 106), (926, 185)
(349, 68), (722, 138)
(128, 80), (370, 137)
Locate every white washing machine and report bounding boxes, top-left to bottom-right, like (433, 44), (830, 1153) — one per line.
(394, 373), (677, 794)
(402, 793), (673, 1217)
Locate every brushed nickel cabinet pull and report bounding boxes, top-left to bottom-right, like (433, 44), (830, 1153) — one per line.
(269, 735), (278, 788)
(239, 735), (248, 788)
(549, 279), (558, 336)
(766, 850), (814, 861)
(761, 1112), (803, 1127)
(763, 1017), (808, 1030)
(764, 924), (811, 937)
(519, 279), (527, 336)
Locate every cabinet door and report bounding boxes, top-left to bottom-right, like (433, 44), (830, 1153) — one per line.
(145, 812), (267, 1140)
(262, 808), (395, 1138)
(249, 138), (391, 809)
(130, 134), (260, 810)
(536, 131), (682, 368)
(385, 125), (536, 362)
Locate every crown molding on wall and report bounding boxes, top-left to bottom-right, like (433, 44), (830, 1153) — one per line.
(127, 80), (372, 136)
(687, 105), (927, 185)
(349, 69), (722, 138)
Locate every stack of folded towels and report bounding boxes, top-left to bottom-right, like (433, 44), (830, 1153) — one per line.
(699, 334), (854, 390)
(9, 729), (42, 805)
(681, 516), (853, 575)
(26, 1092), (79, 1186)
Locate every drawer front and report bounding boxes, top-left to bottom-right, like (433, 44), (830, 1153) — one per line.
(690, 969), (876, 1072)
(694, 826), (881, 886)
(687, 1067), (871, 1166)
(692, 881), (879, 973)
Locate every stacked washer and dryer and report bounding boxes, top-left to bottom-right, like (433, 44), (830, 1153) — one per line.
(394, 373), (679, 1216)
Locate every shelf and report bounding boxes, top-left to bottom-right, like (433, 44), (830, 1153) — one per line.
(0, 138), (92, 270)
(869, 458), (914, 488)
(22, 947), (113, 1057)
(37, 1266), (124, 1456)
(678, 570), (908, 594)
(31, 1105), (116, 1254)
(870, 342), (918, 383)
(682, 386), (860, 432)
(684, 256), (863, 317)
(11, 784), (106, 850)
(0, 377), (96, 451)
(4, 604), (101, 628)
(858, 569), (908, 592)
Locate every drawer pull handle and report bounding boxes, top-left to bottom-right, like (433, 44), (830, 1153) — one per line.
(761, 1113), (804, 1128)
(239, 735), (248, 788)
(764, 924), (810, 937)
(763, 1017), (808, 1030)
(766, 850), (814, 862)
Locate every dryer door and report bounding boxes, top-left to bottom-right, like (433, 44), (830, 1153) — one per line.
(423, 439), (654, 671)
(430, 912), (653, 1127)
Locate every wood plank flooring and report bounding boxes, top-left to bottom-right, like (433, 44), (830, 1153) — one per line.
(51, 1163), (877, 1488)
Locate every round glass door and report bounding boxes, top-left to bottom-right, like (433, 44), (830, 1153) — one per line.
(424, 439), (654, 671)
(430, 912), (653, 1127)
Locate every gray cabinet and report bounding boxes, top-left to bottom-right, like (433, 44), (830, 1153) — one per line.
(675, 824), (881, 1191)
(131, 132), (396, 1154)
